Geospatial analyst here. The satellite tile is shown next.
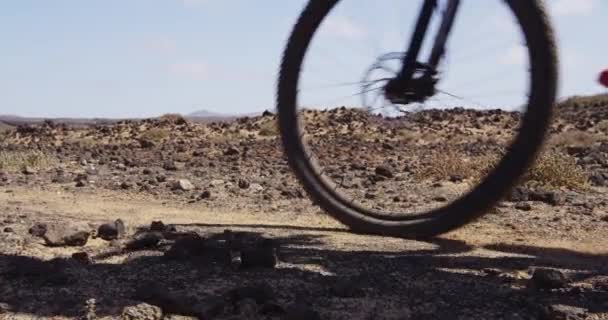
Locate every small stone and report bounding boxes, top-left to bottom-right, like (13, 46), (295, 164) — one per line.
(72, 252), (92, 265)
(42, 222), (90, 247)
(163, 161), (179, 171)
(22, 166), (37, 175)
(210, 179), (225, 187)
(97, 219), (126, 241)
(75, 180), (87, 187)
(381, 142), (394, 150)
(449, 175), (463, 182)
(374, 165), (394, 178)
(590, 173), (608, 187)
(238, 178), (250, 189)
(508, 187), (530, 202)
(249, 183), (264, 192)
(515, 202), (532, 211)
(52, 171), (70, 183)
(432, 196), (448, 202)
(3, 227), (14, 233)
(120, 181), (132, 190)
(540, 304), (587, 320)
(150, 221), (166, 232)
(350, 163), (366, 171)
(121, 303), (163, 320)
(85, 167), (98, 176)
(163, 234), (210, 261)
(29, 222), (47, 237)
(531, 268), (568, 289)
(171, 179), (195, 191)
(126, 232), (163, 250)
(530, 191), (564, 206)
(139, 139), (156, 149)
(224, 146), (240, 156)
(364, 192), (376, 200)
(280, 188), (302, 199)
(74, 173), (88, 182)
(199, 190), (211, 199)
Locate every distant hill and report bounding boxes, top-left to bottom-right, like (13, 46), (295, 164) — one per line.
(187, 109), (228, 118)
(557, 93), (608, 108)
(0, 120), (14, 131)
(0, 114), (125, 126)
(0, 108), (270, 126)
(185, 109), (266, 123)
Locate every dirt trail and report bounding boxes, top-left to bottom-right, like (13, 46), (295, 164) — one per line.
(1, 186), (608, 319)
(2, 186), (606, 256)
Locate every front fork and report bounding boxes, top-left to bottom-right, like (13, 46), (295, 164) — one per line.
(385, 0), (461, 101)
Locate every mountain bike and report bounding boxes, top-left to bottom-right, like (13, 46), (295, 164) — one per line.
(276, 0), (558, 238)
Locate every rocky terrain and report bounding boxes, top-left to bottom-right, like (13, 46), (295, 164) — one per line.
(1, 94), (608, 319)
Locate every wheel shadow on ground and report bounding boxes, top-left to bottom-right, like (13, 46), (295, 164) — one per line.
(1, 223), (607, 319)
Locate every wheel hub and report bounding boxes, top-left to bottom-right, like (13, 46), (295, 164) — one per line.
(361, 52), (439, 113)
(384, 74), (438, 105)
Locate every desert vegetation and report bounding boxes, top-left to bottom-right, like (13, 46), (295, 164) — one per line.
(0, 94), (607, 319)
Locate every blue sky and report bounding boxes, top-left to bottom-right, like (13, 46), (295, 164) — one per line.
(1, 0), (606, 118)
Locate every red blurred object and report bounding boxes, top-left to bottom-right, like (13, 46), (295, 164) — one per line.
(600, 69), (608, 88)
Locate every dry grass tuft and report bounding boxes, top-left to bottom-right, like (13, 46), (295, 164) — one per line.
(140, 128), (169, 142)
(414, 147), (587, 190)
(413, 149), (498, 182)
(596, 120), (608, 134)
(0, 150), (56, 172)
(395, 129), (441, 144)
(64, 135), (100, 148)
(159, 113), (188, 125)
(524, 150), (588, 190)
(258, 121), (279, 137)
(549, 130), (602, 147)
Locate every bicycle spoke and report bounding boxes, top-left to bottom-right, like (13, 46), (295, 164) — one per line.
(436, 89), (491, 109)
(285, 0), (548, 227)
(301, 78), (391, 92)
(309, 82), (386, 106)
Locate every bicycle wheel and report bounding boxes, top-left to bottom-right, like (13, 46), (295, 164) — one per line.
(277, 0), (557, 238)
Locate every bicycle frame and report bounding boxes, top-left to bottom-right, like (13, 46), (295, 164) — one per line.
(398, 0), (461, 81)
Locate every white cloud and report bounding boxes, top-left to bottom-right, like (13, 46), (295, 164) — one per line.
(552, 0), (597, 17)
(322, 16), (367, 40)
(169, 61), (210, 79)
